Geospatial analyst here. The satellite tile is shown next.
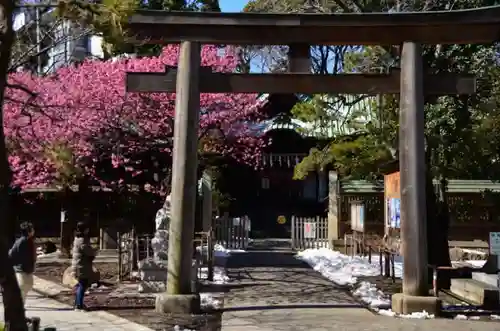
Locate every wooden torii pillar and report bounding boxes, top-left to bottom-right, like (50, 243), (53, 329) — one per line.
(399, 42), (427, 297)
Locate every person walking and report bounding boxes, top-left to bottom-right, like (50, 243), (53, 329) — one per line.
(8, 221), (36, 305)
(72, 221), (95, 311)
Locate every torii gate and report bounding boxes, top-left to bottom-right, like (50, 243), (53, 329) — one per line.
(124, 6), (500, 314)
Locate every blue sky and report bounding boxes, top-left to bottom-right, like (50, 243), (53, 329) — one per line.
(220, 0), (248, 12)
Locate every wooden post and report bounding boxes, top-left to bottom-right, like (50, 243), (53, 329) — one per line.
(117, 231), (122, 282)
(201, 169), (212, 233)
(399, 42), (428, 296)
(59, 208), (71, 257)
(379, 249), (383, 275)
(207, 229), (214, 282)
(99, 228), (104, 250)
(384, 250), (391, 277)
(166, 41), (201, 295)
(288, 44), (310, 73)
(391, 253), (396, 283)
(327, 171), (340, 247)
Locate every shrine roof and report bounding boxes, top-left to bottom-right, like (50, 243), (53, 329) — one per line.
(128, 5), (500, 45)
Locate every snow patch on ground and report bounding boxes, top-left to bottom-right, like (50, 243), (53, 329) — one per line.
(200, 291), (224, 310)
(352, 281), (390, 308)
(296, 248), (394, 309)
(173, 326), (194, 331)
(36, 248), (61, 258)
(198, 266), (229, 284)
(196, 243), (241, 310)
(454, 314), (500, 321)
(196, 243), (245, 259)
(296, 248), (493, 320)
(377, 309), (435, 319)
(173, 243), (243, 330)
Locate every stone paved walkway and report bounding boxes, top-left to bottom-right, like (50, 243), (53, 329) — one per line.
(0, 277), (153, 331)
(222, 307), (498, 331)
(221, 250), (498, 331)
(223, 251), (358, 308)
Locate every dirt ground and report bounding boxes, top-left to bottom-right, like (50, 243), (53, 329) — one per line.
(34, 262), (119, 285)
(35, 261), (221, 330)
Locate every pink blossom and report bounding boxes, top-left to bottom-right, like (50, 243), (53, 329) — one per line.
(4, 45), (268, 189)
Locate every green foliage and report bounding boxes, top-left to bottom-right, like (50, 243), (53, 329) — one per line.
(112, 0), (221, 57)
(56, 0), (139, 58)
(45, 142), (83, 186)
(203, 165), (233, 213)
(247, 0), (500, 182)
(57, 0), (221, 58)
(294, 134), (393, 180)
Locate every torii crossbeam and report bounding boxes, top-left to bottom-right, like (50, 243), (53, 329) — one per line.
(126, 67), (476, 95)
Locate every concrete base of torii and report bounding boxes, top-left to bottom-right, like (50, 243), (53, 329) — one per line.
(391, 293), (442, 316)
(155, 293), (201, 314)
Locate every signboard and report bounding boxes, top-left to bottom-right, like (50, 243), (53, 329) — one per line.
(350, 201), (365, 232)
(384, 171), (400, 235)
(490, 232), (500, 254)
(489, 232), (500, 288)
(304, 222), (316, 239)
(277, 215), (286, 224)
(385, 172), (400, 199)
(232, 216), (251, 231)
(389, 198), (401, 229)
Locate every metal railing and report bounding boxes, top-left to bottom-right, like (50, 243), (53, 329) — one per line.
(117, 229), (215, 291)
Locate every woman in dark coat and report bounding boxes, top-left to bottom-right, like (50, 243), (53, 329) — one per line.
(72, 222), (95, 311)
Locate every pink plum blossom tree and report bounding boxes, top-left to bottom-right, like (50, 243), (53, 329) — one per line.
(4, 45), (268, 191)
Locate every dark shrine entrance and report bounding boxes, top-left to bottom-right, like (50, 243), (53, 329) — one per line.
(124, 5), (500, 315)
(248, 129), (326, 239)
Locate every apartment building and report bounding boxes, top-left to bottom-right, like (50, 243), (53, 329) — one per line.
(13, 5), (104, 74)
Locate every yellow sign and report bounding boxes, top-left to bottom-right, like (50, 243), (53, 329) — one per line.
(277, 215), (286, 224)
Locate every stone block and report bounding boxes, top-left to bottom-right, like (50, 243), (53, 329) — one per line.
(140, 269), (168, 281)
(138, 258), (168, 281)
(391, 293), (441, 315)
(155, 293), (200, 314)
(138, 258), (168, 270)
(138, 281), (166, 293)
(450, 278), (500, 308)
(139, 258), (200, 281)
(472, 272), (498, 288)
(151, 229), (169, 260)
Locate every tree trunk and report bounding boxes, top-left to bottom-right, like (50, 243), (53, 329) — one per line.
(0, 1), (29, 329)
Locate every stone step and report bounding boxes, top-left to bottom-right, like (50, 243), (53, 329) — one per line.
(450, 278), (500, 309)
(472, 272), (499, 288)
(97, 249), (118, 257)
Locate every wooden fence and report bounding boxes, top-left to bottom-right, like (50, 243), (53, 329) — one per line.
(213, 215), (251, 249)
(291, 216), (328, 250)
